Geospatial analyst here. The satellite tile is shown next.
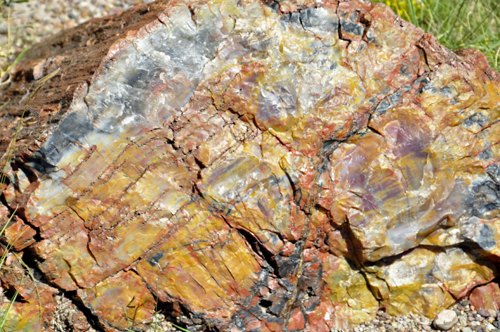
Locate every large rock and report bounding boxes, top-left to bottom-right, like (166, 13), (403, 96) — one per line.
(0, 0), (499, 330)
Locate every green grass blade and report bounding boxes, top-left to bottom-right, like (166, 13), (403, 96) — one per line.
(172, 323), (191, 332)
(2, 47), (29, 75)
(0, 275), (24, 330)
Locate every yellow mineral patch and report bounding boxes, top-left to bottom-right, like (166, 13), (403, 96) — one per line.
(78, 270), (156, 330)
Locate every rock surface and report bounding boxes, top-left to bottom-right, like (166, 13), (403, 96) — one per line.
(0, 0), (500, 331)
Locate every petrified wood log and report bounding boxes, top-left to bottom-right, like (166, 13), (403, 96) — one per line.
(1, 0), (500, 331)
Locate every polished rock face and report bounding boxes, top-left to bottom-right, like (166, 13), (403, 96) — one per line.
(1, 0), (500, 331)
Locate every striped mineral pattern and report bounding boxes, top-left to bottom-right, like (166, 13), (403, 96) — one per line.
(0, 0), (500, 331)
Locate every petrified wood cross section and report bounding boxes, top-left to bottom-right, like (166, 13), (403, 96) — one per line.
(1, 0), (500, 331)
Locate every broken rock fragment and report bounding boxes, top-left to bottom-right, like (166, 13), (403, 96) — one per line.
(0, 0), (500, 330)
(470, 283), (500, 312)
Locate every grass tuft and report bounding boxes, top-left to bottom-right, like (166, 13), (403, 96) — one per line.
(377, 0), (500, 71)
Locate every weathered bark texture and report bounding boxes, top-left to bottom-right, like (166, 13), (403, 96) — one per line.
(0, 0), (500, 331)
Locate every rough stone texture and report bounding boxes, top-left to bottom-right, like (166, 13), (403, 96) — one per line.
(0, 0), (499, 331)
(470, 282), (500, 312)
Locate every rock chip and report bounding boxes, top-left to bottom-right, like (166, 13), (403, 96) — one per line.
(434, 310), (459, 330)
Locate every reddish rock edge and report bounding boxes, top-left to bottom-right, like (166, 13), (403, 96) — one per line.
(0, 0), (170, 166)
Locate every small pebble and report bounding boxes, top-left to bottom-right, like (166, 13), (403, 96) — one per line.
(485, 323), (497, 331)
(418, 316), (433, 326)
(334, 297), (500, 332)
(434, 309), (459, 330)
(339, 299), (500, 331)
(479, 309), (492, 318)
